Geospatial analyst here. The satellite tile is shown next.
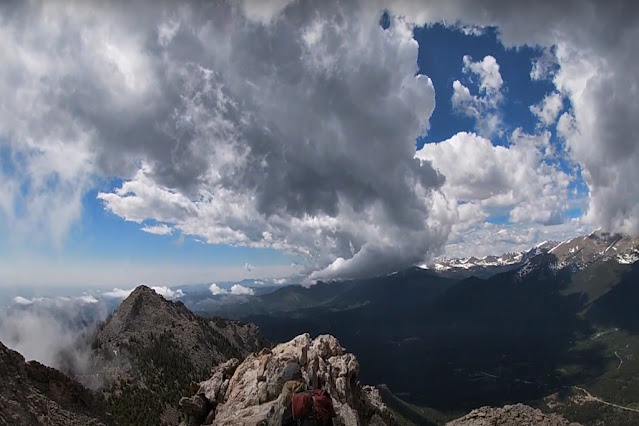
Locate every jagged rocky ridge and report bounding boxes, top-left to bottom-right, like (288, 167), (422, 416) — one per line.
(94, 285), (266, 372)
(431, 252), (524, 272)
(546, 231), (639, 270)
(90, 285), (268, 426)
(0, 341), (115, 426)
(178, 333), (394, 426)
(446, 404), (581, 426)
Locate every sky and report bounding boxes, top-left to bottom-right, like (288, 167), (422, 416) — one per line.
(0, 0), (638, 288)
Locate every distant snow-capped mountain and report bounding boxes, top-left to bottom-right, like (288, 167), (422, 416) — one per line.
(426, 230), (639, 276)
(430, 252), (524, 271)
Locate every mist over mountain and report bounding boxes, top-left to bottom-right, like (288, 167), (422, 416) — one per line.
(0, 294), (115, 382)
(0, 286), (271, 425)
(0, 341), (116, 426)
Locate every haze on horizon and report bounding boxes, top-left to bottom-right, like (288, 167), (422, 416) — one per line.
(1, 0), (638, 289)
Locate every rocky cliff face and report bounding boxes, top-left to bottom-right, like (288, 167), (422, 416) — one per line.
(178, 333), (394, 426)
(446, 404), (581, 426)
(0, 341), (115, 426)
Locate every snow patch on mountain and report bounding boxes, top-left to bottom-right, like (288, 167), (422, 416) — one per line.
(617, 250), (639, 265)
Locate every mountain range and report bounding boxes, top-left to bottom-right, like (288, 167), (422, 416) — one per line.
(0, 282), (583, 426)
(192, 230), (639, 425)
(2, 230), (639, 425)
(425, 230), (639, 278)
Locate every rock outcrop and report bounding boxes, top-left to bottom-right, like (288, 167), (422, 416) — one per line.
(0, 341), (115, 426)
(446, 404), (581, 426)
(179, 333), (394, 426)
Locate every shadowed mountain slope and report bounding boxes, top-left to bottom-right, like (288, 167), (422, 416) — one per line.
(0, 341), (115, 426)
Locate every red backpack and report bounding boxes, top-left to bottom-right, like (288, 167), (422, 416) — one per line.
(291, 389), (336, 425)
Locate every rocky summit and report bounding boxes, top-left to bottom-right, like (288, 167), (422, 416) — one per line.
(91, 285), (268, 426)
(94, 285), (266, 372)
(446, 404), (581, 426)
(178, 333), (394, 426)
(0, 341), (114, 426)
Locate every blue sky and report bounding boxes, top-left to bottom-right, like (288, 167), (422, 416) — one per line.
(3, 1), (624, 289)
(414, 24), (586, 223)
(415, 25), (552, 144)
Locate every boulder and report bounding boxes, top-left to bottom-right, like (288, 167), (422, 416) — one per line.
(178, 395), (209, 426)
(179, 334), (394, 426)
(446, 403), (582, 426)
(197, 358), (240, 403)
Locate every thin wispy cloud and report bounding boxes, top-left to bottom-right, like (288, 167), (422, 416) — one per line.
(140, 224), (173, 235)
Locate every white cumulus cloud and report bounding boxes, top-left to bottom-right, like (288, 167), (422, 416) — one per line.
(13, 296), (34, 305)
(102, 288), (134, 299)
(463, 54), (504, 92)
(531, 92), (564, 127)
(452, 55), (504, 138)
(151, 286), (185, 300)
(417, 129), (571, 230)
(209, 283), (226, 295)
(230, 284), (255, 296)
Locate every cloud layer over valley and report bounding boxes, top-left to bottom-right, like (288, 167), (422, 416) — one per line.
(0, 285), (191, 383)
(0, 295), (111, 381)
